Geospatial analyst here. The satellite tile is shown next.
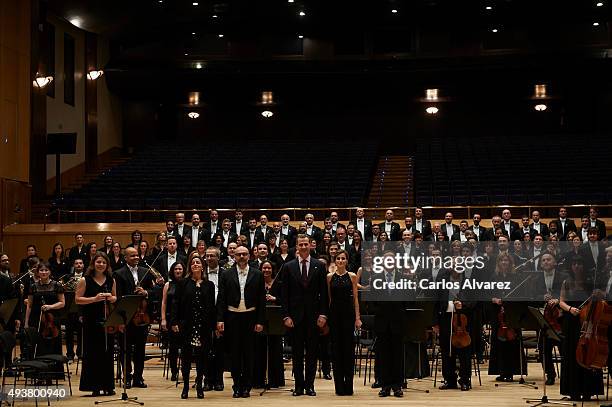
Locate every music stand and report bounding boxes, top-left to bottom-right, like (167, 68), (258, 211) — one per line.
(260, 305), (291, 396)
(95, 295), (144, 406)
(494, 301), (538, 389)
(0, 299), (17, 333)
(402, 308), (430, 393)
(525, 307), (575, 407)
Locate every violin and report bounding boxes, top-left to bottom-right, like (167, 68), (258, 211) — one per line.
(543, 293), (562, 334)
(451, 311), (471, 349)
(576, 296), (612, 369)
(496, 304), (516, 342)
(39, 297), (59, 339)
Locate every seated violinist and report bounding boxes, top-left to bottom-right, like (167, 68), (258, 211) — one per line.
(432, 260), (472, 391)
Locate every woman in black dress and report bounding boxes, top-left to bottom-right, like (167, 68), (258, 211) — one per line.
(559, 256), (603, 402)
(171, 255), (216, 399)
(48, 242), (69, 281)
(253, 260), (285, 388)
(160, 261), (187, 381)
(488, 252), (528, 382)
(137, 241), (151, 267)
(24, 262), (65, 357)
(75, 252), (117, 396)
(83, 242), (98, 270)
(271, 238), (294, 269)
(102, 235), (114, 256)
(327, 250), (361, 396)
(127, 230), (142, 249)
(108, 242), (125, 271)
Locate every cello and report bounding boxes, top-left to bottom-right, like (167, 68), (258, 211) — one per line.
(576, 295), (612, 369)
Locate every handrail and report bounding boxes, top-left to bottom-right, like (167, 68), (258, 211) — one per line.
(42, 204), (612, 225)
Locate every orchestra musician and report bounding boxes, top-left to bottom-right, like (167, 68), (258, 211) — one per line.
(75, 252), (117, 396)
(203, 247), (225, 391)
(113, 247), (157, 389)
(160, 261), (187, 382)
(171, 254), (216, 399)
(62, 258), (85, 360)
(0, 254), (19, 370)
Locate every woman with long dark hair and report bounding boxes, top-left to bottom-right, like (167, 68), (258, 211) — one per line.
(84, 242), (98, 269)
(171, 255), (216, 399)
(109, 242), (125, 271)
(75, 252), (117, 396)
(102, 235), (114, 256)
(127, 230), (143, 249)
(271, 238), (294, 269)
(48, 243), (69, 281)
(161, 262), (187, 382)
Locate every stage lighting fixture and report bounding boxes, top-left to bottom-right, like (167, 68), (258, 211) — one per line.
(298, 34), (304, 38)
(187, 112), (200, 119)
(195, 63), (203, 69)
(261, 110), (274, 118)
(299, 11), (306, 16)
(391, 9), (398, 13)
(596, 2), (604, 6)
(534, 104), (547, 111)
(260, 91), (274, 105)
(33, 73), (54, 88)
(86, 70), (104, 80)
(534, 84), (547, 98)
(425, 106), (439, 114)
(192, 2), (199, 6)
(485, 5), (492, 10)
(425, 88), (439, 101)
(491, 28), (498, 33)
(218, 34), (224, 38)
(593, 22), (600, 26)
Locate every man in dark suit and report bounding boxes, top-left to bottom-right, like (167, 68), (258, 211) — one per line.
(579, 227), (607, 275)
(185, 213), (206, 248)
(217, 245), (266, 398)
(280, 234), (329, 396)
(280, 214), (298, 248)
(589, 207), (607, 240)
(554, 207), (577, 241)
(414, 207), (432, 240)
(501, 209), (519, 240)
(401, 216), (417, 235)
(114, 247), (158, 389)
(249, 244), (270, 269)
(530, 253), (568, 385)
(451, 220), (470, 242)
(378, 209), (401, 241)
(371, 250), (405, 397)
(233, 210), (248, 237)
(175, 212), (187, 249)
(330, 211), (346, 235)
(354, 207), (373, 241)
(333, 226), (358, 272)
(256, 215), (272, 243)
(530, 210), (549, 238)
(204, 247), (225, 391)
(397, 230), (416, 257)
(68, 233), (87, 266)
(322, 218), (335, 239)
(153, 237), (187, 281)
(468, 213), (487, 241)
(442, 212), (460, 240)
(512, 215), (536, 242)
(214, 219), (238, 249)
(304, 213), (323, 243)
(245, 218), (264, 250)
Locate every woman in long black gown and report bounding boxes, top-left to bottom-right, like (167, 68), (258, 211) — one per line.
(171, 255), (216, 399)
(558, 256), (603, 402)
(75, 252), (117, 396)
(253, 260), (285, 388)
(327, 250), (361, 396)
(160, 261), (187, 381)
(488, 252), (528, 381)
(24, 262), (65, 358)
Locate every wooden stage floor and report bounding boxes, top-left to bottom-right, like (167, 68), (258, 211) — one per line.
(56, 350), (607, 407)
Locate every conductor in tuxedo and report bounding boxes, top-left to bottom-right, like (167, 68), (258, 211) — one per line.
(280, 234), (329, 396)
(216, 245), (266, 398)
(113, 247), (158, 388)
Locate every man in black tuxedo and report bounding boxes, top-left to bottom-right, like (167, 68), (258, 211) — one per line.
(246, 218), (264, 250)
(208, 209), (221, 237)
(304, 213), (322, 243)
(451, 220), (470, 242)
(530, 210), (549, 238)
(442, 212), (460, 239)
(378, 209), (401, 241)
(165, 220), (176, 239)
(334, 226), (358, 272)
(233, 210), (248, 237)
(483, 216), (505, 241)
(256, 215), (271, 243)
(513, 215), (536, 242)
(249, 244), (269, 269)
(354, 207), (373, 241)
(322, 218), (335, 238)
(217, 245), (266, 398)
(589, 207), (607, 240)
(554, 207), (577, 240)
(330, 211), (345, 235)
(398, 230), (416, 257)
(579, 227), (607, 275)
(280, 214), (298, 248)
(114, 247), (158, 388)
(185, 213), (205, 248)
(271, 222), (285, 247)
(204, 247), (225, 391)
(280, 234), (329, 396)
(214, 219), (238, 249)
(153, 237), (186, 281)
(68, 233), (87, 266)
(414, 207), (432, 240)
(175, 212), (187, 249)
(401, 216), (416, 235)
(371, 251), (405, 397)
(531, 253), (567, 385)
(501, 209), (519, 239)
(469, 213), (487, 241)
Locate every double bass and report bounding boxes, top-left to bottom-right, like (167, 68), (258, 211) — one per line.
(576, 295), (612, 369)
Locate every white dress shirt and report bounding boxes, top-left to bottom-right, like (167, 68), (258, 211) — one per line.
(228, 265), (255, 312)
(191, 227), (200, 247)
(445, 223), (454, 237)
(208, 267), (220, 302)
(544, 271), (555, 292)
(235, 221), (242, 235)
(167, 252), (177, 272)
(356, 218), (365, 236)
(415, 219), (423, 233)
(129, 265), (139, 285)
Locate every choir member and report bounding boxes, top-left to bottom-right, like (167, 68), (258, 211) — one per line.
(48, 243), (69, 281)
(204, 247), (225, 391)
(160, 261), (187, 382)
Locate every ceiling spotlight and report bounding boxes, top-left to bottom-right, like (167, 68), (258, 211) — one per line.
(485, 5), (492, 10)
(187, 112), (200, 119)
(299, 10), (306, 16)
(593, 22), (600, 26)
(195, 63), (203, 69)
(33, 73), (54, 89)
(261, 110), (274, 118)
(260, 91), (274, 105)
(192, 2), (199, 5)
(491, 28), (498, 33)
(288, 0), (295, 2)
(192, 32), (196, 35)
(86, 70), (104, 80)
(158, 0), (163, 3)
(534, 84), (547, 98)
(184, 53), (188, 56)
(425, 88), (439, 101)
(534, 104), (547, 112)
(425, 106), (439, 115)
(391, 9), (398, 13)
(596, 1), (604, 6)
(298, 34), (304, 39)
(212, 14), (218, 18)
(69, 17), (82, 28)
(218, 34), (224, 38)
